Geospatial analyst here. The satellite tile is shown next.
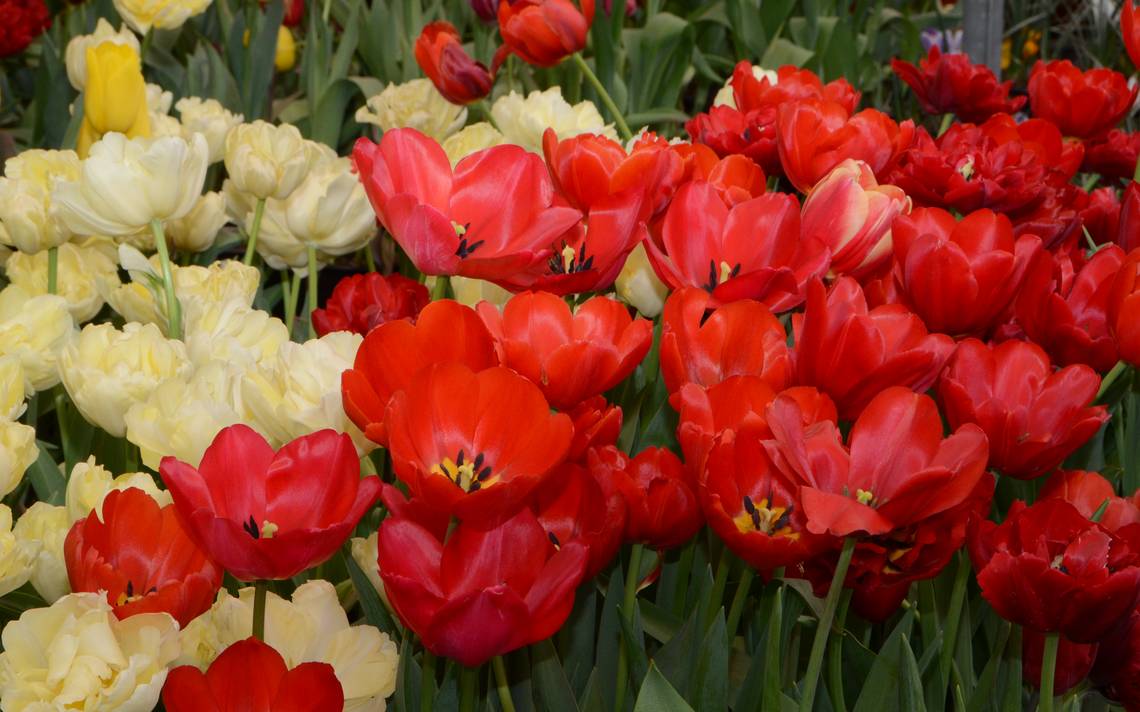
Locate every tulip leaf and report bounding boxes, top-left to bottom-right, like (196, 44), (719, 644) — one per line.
(562, 585), (598, 696)
(965, 621), (1010, 712)
(595, 569), (624, 707)
(723, 0), (768, 57)
(851, 608), (916, 712)
(898, 634), (928, 712)
(394, 637), (421, 712)
(617, 601), (650, 691)
(27, 441), (64, 505)
(532, 639), (581, 712)
(622, 13), (696, 114)
(637, 599), (683, 645)
(633, 663), (695, 712)
(653, 606), (701, 699)
(343, 547), (403, 642)
(691, 611), (728, 712)
(578, 668), (606, 712)
(55, 389), (95, 475)
(759, 37), (814, 69)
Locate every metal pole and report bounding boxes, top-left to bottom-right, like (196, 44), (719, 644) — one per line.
(962, 0), (1004, 77)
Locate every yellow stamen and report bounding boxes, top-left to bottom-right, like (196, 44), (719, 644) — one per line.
(718, 261), (734, 285)
(562, 244), (577, 272)
(260, 521), (279, 539)
(452, 221), (468, 237)
(855, 489), (874, 506)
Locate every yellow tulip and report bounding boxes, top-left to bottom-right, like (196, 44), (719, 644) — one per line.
(77, 43), (150, 158)
(276, 26), (295, 72)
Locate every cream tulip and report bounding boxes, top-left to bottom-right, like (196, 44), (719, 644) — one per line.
(349, 532), (386, 606)
(178, 580), (398, 711)
(442, 122), (505, 166)
(0, 420), (36, 499)
(53, 132), (209, 237)
(491, 87), (616, 154)
(0, 357), (25, 421)
(164, 191), (229, 253)
(223, 120), (316, 201)
(114, 0), (212, 33)
(4, 238), (119, 323)
(59, 321), (191, 437)
(0, 593), (180, 710)
(176, 96), (243, 164)
(64, 456), (171, 524)
(0, 285), (75, 392)
(12, 502), (69, 603)
(615, 242), (668, 318)
(354, 78), (466, 141)
(183, 302), (288, 368)
(0, 148), (81, 253)
(64, 19), (140, 91)
(0, 506), (35, 598)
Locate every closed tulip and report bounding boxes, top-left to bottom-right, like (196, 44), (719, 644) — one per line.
(223, 120), (317, 201)
(1028, 60), (1137, 139)
(113, 0), (210, 33)
(312, 272), (429, 337)
(414, 21), (494, 105)
(77, 42), (150, 157)
(1110, 249), (1140, 368)
(497, 0), (594, 68)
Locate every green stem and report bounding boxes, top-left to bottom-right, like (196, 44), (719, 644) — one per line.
(306, 244), (318, 340)
(614, 544), (646, 712)
(726, 566), (755, 641)
(364, 244), (377, 273)
(252, 580), (268, 641)
(1097, 360), (1128, 402)
(46, 246), (58, 295)
(569, 53), (633, 141)
(1133, 150), (1140, 183)
(937, 112), (954, 136)
(458, 665), (479, 712)
(492, 656), (516, 712)
(243, 198), (266, 266)
(150, 220), (182, 340)
(281, 269), (297, 336)
(420, 651), (436, 712)
(826, 590), (853, 712)
(1038, 632), (1059, 712)
(430, 275), (450, 301)
(939, 553), (971, 698)
(799, 537), (857, 712)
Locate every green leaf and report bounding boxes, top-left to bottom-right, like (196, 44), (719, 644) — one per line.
(851, 609), (916, 712)
(634, 663), (695, 712)
(622, 13), (696, 114)
(26, 442), (64, 505)
(899, 634), (928, 712)
(759, 38), (814, 69)
(532, 639), (580, 712)
(691, 611), (728, 712)
(595, 571), (623, 707)
(653, 606), (701, 699)
(617, 601), (650, 692)
(343, 546), (403, 642)
(562, 585), (598, 697)
(965, 621), (1010, 712)
(394, 637), (422, 712)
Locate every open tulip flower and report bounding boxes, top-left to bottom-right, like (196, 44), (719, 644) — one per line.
(163, 638), (344, 712)
(377, 507), (587, 667)
(732, 63), (861, 116)
(477, 291), (651, 410)
(65, 488), (221, 628)
(414, 21), (494, 105)
(1040, 470), (1140, 533)
(1028, 60), (1138, 140)
(352, 128), (581, 280)
(160, 425), (381, 581)
(890, 45), (1025, 123)
(530, 461), (626, 580)
(384, 363), (573, 524)
(970, 498), (1140, 643)
(311, 272), (430, 337)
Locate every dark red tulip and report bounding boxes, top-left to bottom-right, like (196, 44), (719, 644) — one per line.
(1040, 470), (1140, 534)
(342, 299), (498, 447)
(1125, 0), (1140, 69)
(1081, 187), (1122, 246)
(937, 339), (1108, 480)
(0, 0), (49, 57)
(378, 507), (587, 666)
(659, 287), (793, 397)
(1014, 244), (1124, 373)
(1022, 629), (1096, 695)
(1082, 129), (1140, 181)
(890, 45), (1026, 123)
(1120, 182), (1140, 253)
(477, 292), (652, 411)
(530, 461), (626, 579)
(160, 425), (381, 581)
(1109, 248), (1140, 368)
(1028, 60), (1137, 139)
(890, 208), (1042, 337)
(497, 0), (594, 68)
(414, 21), (494, 105)
(311, 272), (429, 338)
(163, 638), (344, 712)
(685, 105), (781, 176)
(1091, 608), (1140, 708)
(969, 498), (1140, 643)
(792, 278), (955, 421)
(65, 488), (222, 628)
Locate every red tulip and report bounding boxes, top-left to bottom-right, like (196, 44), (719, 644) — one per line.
(777, 99), (915, 193)
(378, 507), (587, 666)
(969, 498), (1140, 642)
(732, 63), (860, 116)
(764, 387), (990, 539)
(1110, 248), (1140, 367)
(647, 182), (827, 310)
(163, 638), (344, 712)
(160, 426), (381, 581)
(476, 292), (651, 411)
(311, 272), (429, 338)
(1120, 182), (1140, 253)
(937, 339), (1108, 480)
(530, 461), (626, 579)
(1040, 470), (1140, 534)
(283, 0), (304, 26)
(1028, 60), (1138, 140)
(659, 287), (793, 396)
(1125, 1), (1140, 70)
(1014, 244), (1124, 373)
(497, 0), (594, 68)
(352, 129), (580, 280)
(1082, 129), (1140, 181)
(342, 299), (498, 446)
(0, 0), (49, 57)
(414, 21), (494, 105)
(566, 395), (623, 461)
(890, 45), (1026, 123)
(1080, 187), (1122, 246)
(685, 106), (781, 177)
(700, 416), (836, 572)
(792, 278), (955, 421)
(589, 446), (702, 551)
(1022, 629), (1097, 695)
(65, 488), (222, 628)
(800, 159), (910, 279)
(1091, 608), (1140, 708)
(1008, 183), (1086, 250)
(890, 208), (1042, 337)
(385, 363), (573, 524)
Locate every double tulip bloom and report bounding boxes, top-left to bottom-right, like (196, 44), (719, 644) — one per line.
(311, 272), (429, 337)
(890, 45), (1025, 123)
(1028, 60), (1137, 140)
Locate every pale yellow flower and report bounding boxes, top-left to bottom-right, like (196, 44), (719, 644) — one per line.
(4, 238), (119, 323)
(77, 44), (150, 157)
(492, 88), (616, 154)
(615, 243), (668, 318)
(0, 356), (25, 421)
(59, 321), (191, 437)
(13, 502), (69, 603)
(0, 506), (35, 598)
(349, 532), (387, 607)
(223, 120), (317, 201)
(176, 96), (242, 164)
(0, 593), (180, 710)
(164, 191), (229, 253)
(184, 302), (288, 368)
(0, 148), (81, 253)
(438, 274), (513, 309)
(64, 456), (171, 525)
(442, 122), (505, 166)
(0, 285), (75, 392)
(178, 581), (398, 711)
(0, 419), (36, 499)
(114, 0), (212, 33)
(64, 19), (139, 91)
(355, 79), (466, 141)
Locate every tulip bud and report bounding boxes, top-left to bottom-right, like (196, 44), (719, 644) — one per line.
(77, 43), (150, 158)
(64, 19), (138, 91)
(113, 0), (211, 33)
(164, 191), (229, 253)
(615, 243), (668, 317)
(275, 25), (295, 71)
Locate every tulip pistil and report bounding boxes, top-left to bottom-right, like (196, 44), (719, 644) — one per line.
(551, 242), (595, 274)
(242, 516), (281, 539)
(433, 449), (495, 492)
(855, 488), (875, 506)
(705, 260), (741, 292)
(115, 580), (157, 606)
(737, 494), (796, 537)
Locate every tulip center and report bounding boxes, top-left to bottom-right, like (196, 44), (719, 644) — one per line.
(956, 156), (976, 180)
(452, 222), (485, 259)
(242, 516), (280, 539)
(432, 449), (495, 493)
(735, 494), (797, 538)
(705, 260), (741, 292)
(855, 488), (875, 506)
(551, 243), (594, 274)
(115, 580), (157, 607)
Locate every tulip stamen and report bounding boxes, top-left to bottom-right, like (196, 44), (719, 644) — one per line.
(855, 488), (875, 506)
(737, 494), (797, 538)
(705, 260), (741, 292)
(432, 450), (496, 493)
(241, 516), (280, 539)
(455, 234), (485, 259)
(115, 580), (153, 606)
(548, 531), (561, 549)
(550, 242), (595, 275)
